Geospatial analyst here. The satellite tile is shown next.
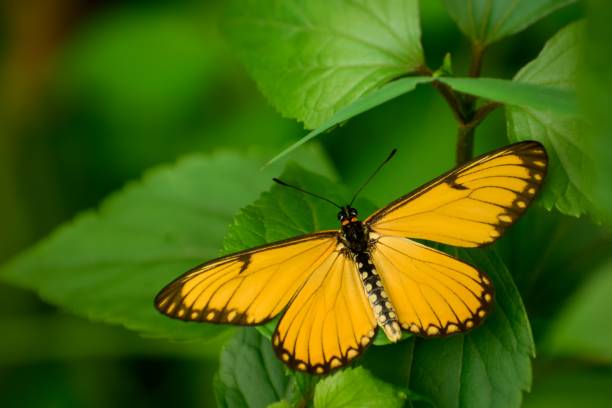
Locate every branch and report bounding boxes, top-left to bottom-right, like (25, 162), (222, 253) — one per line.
(469, 42), (486, 78)
(468, 101), (501, 127)
(455, 102), (501, 165)
(456, 125), (475, 166)
(416, 65), (467, 124)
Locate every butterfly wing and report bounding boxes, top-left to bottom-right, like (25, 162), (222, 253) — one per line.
(366, 141), (547, 247)
(155, 231), (339, 325)
(272, 249), (377, 374)
(371, 235), (493, 336)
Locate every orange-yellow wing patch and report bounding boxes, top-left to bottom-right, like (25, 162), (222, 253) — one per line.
(155, 232), (338, 325)
(273, 249), (377, 374)
(366, 141), (547, 247)
(371, 235), (493, 336)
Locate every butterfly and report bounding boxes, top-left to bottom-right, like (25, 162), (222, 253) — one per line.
(155, 141), (547, 375)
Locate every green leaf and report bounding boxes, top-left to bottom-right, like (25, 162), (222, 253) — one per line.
(506, 21), (596, 218)
(442, 0), (577, 46)
(223, 0), (425, 129)
(314, 367), (406, 408)
(545, 257), (612, 363)
(214, 328), (291, 408)
(496, 206), (612, 342)
(438, 77), (577, 115)
(266, 76), (432, 166)
(0, 148), (334, 341)
(408, 248), (535, 408)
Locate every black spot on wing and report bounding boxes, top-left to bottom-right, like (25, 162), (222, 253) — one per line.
(237, 253), (251, 274)
(446, 173), (469, 190)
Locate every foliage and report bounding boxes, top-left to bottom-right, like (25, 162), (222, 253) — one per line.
(1, 0), (610, 407)
(442, 0), (577, 46)
(222, 0), (425, 129)
(215, 328), (292, 408)
(507, 21), (594, 217)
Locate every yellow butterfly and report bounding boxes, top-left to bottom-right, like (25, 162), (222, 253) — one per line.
(155, 141), (547, 375)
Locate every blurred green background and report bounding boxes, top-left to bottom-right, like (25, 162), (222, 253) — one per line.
(1, 1), (610, 407)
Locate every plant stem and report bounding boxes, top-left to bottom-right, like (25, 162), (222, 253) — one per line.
(419, 40), (497, 166)
(454, 102), (501, 165)
(456, 124), (475, 166)
(416, 65), (467, 123)
(469, 42), (485, 78)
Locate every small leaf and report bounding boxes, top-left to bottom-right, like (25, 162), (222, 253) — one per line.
(408, 248), (535, 408)
(314, 367), (406, 408)
(545, 257), (612, 363)
(223, 0), (425, 129)
(438, 77), (577, 115)
(266, 76), (432, 166)
(215, 328), (291, 408)
(0, 148), (333, 341)
(442, 0), (577, 46)
(506, 21), (596, 218)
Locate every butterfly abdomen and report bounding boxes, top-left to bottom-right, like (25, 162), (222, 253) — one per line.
(355, 251), (402, 342)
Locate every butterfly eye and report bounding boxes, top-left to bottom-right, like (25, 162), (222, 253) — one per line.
(349, 208), (358, 217)
(337, 211), (345, 221)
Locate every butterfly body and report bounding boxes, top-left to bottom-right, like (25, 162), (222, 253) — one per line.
(338, 206), (402, 341)
(156, 141), (548, 375)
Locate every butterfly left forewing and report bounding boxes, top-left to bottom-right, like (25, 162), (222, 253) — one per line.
(155, 231), (338, 325)
(366, 141), (547, 247)
(273, 249), (377, 374)
(371, 235), (493, 336)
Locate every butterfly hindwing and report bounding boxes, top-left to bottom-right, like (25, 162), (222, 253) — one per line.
(272, 248), (377, 374)
(155, 231), (339, 325)
(371, 235), (493, 336)
(366, 141), (547, 247)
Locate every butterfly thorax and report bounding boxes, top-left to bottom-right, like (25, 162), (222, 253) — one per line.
(340, 219), (369, 252)
(338, 210), (402, 343)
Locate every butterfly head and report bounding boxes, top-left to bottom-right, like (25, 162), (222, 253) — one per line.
(337, 206), (358, 225)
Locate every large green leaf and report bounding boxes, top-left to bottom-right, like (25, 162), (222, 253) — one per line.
(438, 77), (577, 115)
(545, 258), (612, 363)
(223, 0), (424, 129)
(214, 328), (291, 408)
(0, 148), (333, 341)
(314, 367), (406, 408)
(506, 21), (595, 218)
(408, 248), (534, 408)
(442, 0), (577, 46)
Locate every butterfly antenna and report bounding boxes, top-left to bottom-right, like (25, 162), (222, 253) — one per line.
(273, 178), (342, 209)
(349, 148), (397, 206)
